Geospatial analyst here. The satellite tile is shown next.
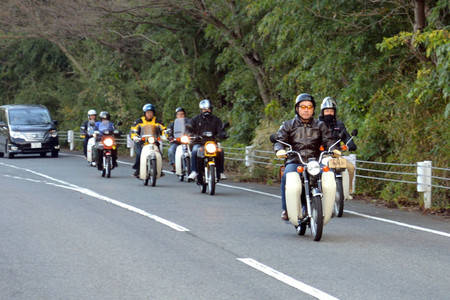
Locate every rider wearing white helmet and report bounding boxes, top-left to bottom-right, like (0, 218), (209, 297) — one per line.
(81, 109), (97, 157)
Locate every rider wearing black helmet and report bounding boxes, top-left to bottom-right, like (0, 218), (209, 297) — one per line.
(274, 93), (335, 220)
(93, 111), (118, 170)
(167, 107), (189, 173)
(187, 99), (228, 181)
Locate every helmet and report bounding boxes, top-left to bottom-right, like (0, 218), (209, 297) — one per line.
(199, 99), (212, 110)
(320, 97), (337, 112)
(87, 109), (97, 116)
(295, 93), (315, 110)
(175, 107), (185, 114)
(142, 103), (156, 113)
(99, 111), (110, 120)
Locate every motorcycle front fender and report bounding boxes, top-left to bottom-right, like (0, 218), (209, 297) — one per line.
(321, 171), (336, 225)
(285, 172), (303, 226)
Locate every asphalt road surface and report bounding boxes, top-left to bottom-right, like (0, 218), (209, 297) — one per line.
(1, 152), (449, 299)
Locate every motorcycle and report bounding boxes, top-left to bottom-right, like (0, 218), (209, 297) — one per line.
(175, 134), (191, 182)
(195, 131), (220, 195)
(138, 124), (163, 186)
(80, 122), (96, 166)
(95, 128), (120, 178)
(326, 129), (358, 218)
(270, 135), (339, 241)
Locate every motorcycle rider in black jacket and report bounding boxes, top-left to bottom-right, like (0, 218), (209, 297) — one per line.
(187, 99), (227, 181)
(319, 97), (356, 194)
(274, 93), (335, 220)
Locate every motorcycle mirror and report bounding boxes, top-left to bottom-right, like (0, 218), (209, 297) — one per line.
(53, 120), (59, 126)
(270, 134), (278, 143)
(80, 126), (86, 130)
(117, 121), (123, 126)
(351, 129), (358, 137)
(223, 122), (230, 130)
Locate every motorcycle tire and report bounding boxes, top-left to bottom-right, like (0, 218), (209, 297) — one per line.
(310, 195), (324, 242)
(184, 157), (191, 180)
(335, 178), (344, 217)
(102, 168), (106, 177)
(199, 171), (207, 193)
(207, 164), (216, 195)
(149, 158), (157, 187)
(106, 157), (111, 178)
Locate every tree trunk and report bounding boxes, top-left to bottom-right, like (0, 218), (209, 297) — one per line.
(52, 40), (87, 78)
(414, 0), (426, 32)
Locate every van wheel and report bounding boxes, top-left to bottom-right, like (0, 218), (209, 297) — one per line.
(51, 151), (58, 158)
(40, 152), (47, 157)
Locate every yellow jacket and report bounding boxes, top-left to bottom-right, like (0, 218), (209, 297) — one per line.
(130, 116), (166, 139)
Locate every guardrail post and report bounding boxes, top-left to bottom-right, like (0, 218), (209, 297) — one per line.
(67, 130), (74, 151)
(417, 160), (432, 209)
(127, 134), (134, 157)
(245, 145), (254, 171)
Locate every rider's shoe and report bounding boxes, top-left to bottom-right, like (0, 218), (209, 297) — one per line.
(219, 173), (227, 180)
(281, 210), (288, 221)
(171, 164), (176, 173)
(133, 170), (139, 177)
(91, 162), (96, 167)
(188, 171), (197, 182)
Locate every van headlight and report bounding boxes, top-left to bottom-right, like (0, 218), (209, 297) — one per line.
(10, 131), (25, 139)
(205, 142), (217, 154)
(307, 161), (321, 176)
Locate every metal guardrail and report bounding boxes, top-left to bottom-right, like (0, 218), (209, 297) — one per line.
(59, 130), (448, 207)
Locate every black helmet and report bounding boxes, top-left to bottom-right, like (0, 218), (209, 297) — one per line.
(295, 93), (315, 111)
(99, 111), (110, 120)
(175, 107), (185, 114)
(142, 103), (156, 113)
(199, 99), (212, 110)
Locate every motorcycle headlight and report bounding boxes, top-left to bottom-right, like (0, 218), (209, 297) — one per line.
(205, 142), (217, 154)
(148, 136), (156, 144)
(180, 135), (189, 144)
(103, 137), (114, 147)
(307, 161), (321, 176)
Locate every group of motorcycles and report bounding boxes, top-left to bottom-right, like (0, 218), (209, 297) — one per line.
(80, 120), (223, 196)
(270, 129), (358, 241)
(81, 120), (357, 242)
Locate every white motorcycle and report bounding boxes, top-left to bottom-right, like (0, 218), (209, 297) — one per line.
(175, 135), (191, 182)
(138, 124), (163, 186)
(271, 135), (339, 241)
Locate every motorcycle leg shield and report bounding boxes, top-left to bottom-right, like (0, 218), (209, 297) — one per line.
(321, 171), (337, 225)
(175, 145), (183, 176)
(342, 169), (350, 200)
(156, 151), (163, 178)
(285, 172), (303, 226)
(87, 137), (95, 162)
(139, 144), (152, 180)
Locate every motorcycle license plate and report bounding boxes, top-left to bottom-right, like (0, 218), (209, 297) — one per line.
(328, 157), (346, 169)
(31, 143), (42, 149)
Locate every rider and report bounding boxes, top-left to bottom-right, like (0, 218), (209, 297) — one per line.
(274, 93), (335, 220)
(167, 107), (188, 173)
(187, 99), (227, 181)
(81, 109), (97, 158)
(319, 97), (357, 195)
(93, 111), (118, 170)
(130, 103), (166, 177)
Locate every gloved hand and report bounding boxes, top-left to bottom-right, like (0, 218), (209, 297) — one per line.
(276, 149), (287, 158)
(132, 136), (140, 143)
(332, 149), (342, 156)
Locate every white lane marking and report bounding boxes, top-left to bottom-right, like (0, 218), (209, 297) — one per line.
(1, 164), (190, 232)
(237, 258), (339, 300)
(78, 154), (450, 238)
(344, 210), (450, 238)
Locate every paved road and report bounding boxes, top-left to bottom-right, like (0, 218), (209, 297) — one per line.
(1, 153), (449, 299)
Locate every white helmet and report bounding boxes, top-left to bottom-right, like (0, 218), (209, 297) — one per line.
(87, 109), (97, 116)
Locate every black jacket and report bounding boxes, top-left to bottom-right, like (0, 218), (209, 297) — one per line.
(188, 113), (226, 143)
(319, 116), (357, 151)
(274, 116), (334, 164)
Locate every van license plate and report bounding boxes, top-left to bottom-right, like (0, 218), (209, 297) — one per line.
(31, 143), (42, 149)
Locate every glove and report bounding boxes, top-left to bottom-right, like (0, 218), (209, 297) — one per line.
(333, 149), (342, 156)
(132, 136), (140, 142)
(276, 149), (287, 158)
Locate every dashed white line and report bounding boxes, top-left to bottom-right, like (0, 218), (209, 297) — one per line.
(1, 162), (190, 232)
(237, 258), (339, 300)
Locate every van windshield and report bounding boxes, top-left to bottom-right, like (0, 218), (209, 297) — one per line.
(8, 108), (52, 125)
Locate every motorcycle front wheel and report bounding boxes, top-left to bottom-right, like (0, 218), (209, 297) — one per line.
(106, 156), (111, 178)
(207, 164), (216, 195)
(310, 195), (324, 241)
(149, 158), (157, 187)
(335, 177), (344, 217)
